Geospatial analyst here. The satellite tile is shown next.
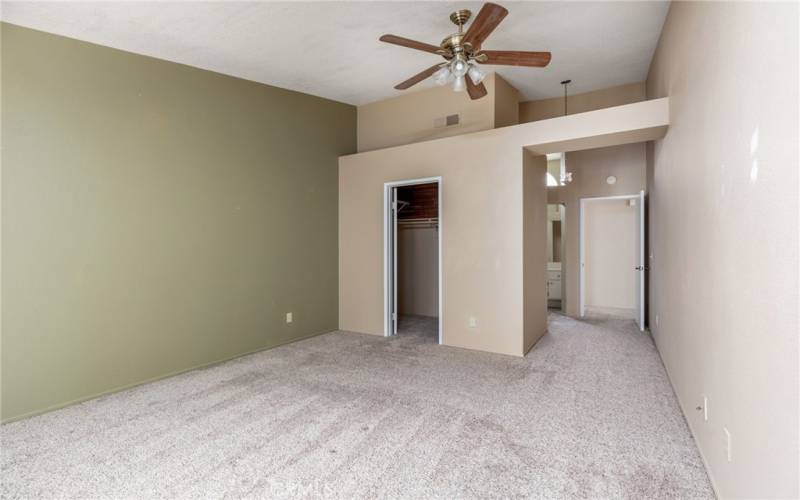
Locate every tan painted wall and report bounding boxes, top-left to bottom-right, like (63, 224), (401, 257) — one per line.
(339, 139), (525, 356)
(340, 98), (669, 357)
(494, 74), (520, 128)
(645, 2), (799, 497)
(522, 151), (548, 353)
(357, 73), (518, 152)
(547, 143), (646, 317)
(520, 82), (646, 123)
(584, 199), (636, 312)
(1, 24), (356, 422)
(398, 226), (438, 317)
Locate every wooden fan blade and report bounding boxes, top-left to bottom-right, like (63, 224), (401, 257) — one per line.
(379, 34), (442, 55)
(479, 50), (551, 67)
(463, 3), (508, 50)
(466, 77), (488, 100)
(394, 64), (442, 90)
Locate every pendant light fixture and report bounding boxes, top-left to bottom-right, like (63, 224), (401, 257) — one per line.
(559, 79), (573, 185)
(561, 79), (571, 115)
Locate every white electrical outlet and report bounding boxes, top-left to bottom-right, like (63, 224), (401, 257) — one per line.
(724, 427), (732, 462)
(468, 317), (477, 328)
(286, 312), (293, 324)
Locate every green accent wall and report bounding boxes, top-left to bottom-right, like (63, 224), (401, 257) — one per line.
(1, 23), (356, 421)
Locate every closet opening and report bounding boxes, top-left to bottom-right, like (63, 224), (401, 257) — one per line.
(384, 177), (441, 344)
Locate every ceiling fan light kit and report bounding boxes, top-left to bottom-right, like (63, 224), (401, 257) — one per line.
(379, 2), (551, 100)
(431, 54), (485, 92)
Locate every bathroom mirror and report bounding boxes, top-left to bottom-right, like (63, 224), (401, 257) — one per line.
(547, 204), (564, 263)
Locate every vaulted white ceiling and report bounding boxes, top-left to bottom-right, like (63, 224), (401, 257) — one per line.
(1, 1), (669, 106)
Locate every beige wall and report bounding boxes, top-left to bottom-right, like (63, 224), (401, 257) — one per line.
(522, 151), (548, 353)
(339, 137), (526, 356)
(340, 98), (668, 357)
(398, 226), (438, 317)
(357, 73), (518, 152)
(646, 2), (799, 497)
(494, 74), (520, 128)
(584, 199), (636, 312)
(520, 82), (646, 123)
(548, 143), (647, 317)
(1, 24), (356, 422)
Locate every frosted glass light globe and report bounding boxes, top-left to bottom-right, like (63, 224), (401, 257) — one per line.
(468, 64), (486, 85)
(450, 58), (469, 77)
(452, 75), (466, 92)
(433, 66), (453, 86)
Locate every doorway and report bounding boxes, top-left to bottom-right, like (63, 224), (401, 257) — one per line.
(384, 177), (442, 343)
(579, 191), (646, 330)
(547, 203), (566, 312)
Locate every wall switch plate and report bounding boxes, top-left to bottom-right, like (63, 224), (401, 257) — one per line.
(655, 314), (659, 327)
(724, 427), (732, 462)
(468, 317), (477, 328)
(286, 312), (293, 324)
(702, 395), (708, 421)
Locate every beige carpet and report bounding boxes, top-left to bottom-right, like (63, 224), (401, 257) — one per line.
(1, 313), (713, 499)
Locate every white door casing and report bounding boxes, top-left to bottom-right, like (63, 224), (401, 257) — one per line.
(635, 190), (645, 331)
(383, 177), (442, 343)
(579, 192), (646, 330)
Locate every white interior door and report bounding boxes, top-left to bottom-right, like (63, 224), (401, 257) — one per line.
(635, 190), (645, 331)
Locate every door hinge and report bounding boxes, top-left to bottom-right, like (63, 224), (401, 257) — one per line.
(392, 312), (397, 320)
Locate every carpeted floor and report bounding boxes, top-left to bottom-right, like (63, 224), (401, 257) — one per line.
(397, 314), (439, 341)
(1, 313), (713, 499)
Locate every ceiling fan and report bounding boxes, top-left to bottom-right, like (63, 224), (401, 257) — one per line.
(379, 2), (551, 100)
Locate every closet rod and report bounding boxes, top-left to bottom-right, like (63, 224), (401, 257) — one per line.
(398, 217), (438, 223)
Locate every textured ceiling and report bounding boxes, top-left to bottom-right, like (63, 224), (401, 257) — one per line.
(1, 1), (669, 106)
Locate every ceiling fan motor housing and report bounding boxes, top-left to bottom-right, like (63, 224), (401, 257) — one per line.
(442, 9), (476, 58)
(440, 34), (474, 58)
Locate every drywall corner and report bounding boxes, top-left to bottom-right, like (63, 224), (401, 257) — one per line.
(493, 73), (520, 128)
(522, 149), (548, 354)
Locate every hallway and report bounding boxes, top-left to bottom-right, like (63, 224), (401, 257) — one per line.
(1, 314), (712, 498)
